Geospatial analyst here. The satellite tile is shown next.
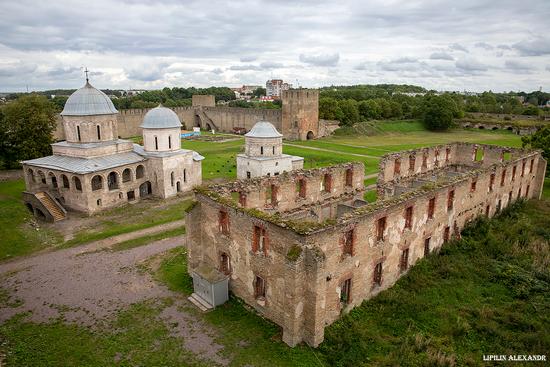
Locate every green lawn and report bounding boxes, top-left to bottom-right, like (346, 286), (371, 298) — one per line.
(0, 180), (61, 261)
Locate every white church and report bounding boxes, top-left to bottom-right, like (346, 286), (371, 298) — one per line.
(22, 80), (203, 221)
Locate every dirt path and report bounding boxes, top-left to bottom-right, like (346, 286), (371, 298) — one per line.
(0, 234), (228, 366)
(283, 142), (380, 159)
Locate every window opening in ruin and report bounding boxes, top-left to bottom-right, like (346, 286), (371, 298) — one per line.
(400, 248), (409, 272)
(428, 197), (435, 219)
(503, 152), (511, 161)
(247, 171), (251, 179)
(97, 125), (101, 140)
(266, 184), (278, 206)
(521, 161), (525, 177)
(444, 226), (450, 242)
(501, 169), (506, 186)
(445, 148), (450, 163)
(155, 136), (158, 150)
(342, 228), (354, 256)
(373, 262), (383, 286)
(394, 159), (401, 175)
(424, 237), (431, 257)
(77, 126), (81, 141)
(497, 199), (502, 212)
(517, 187), (521, 199)
(322, 174), (332, 193)
(512, 166), (516, 181)
(474, 148), (484, 161)
(220, 253), (230, 275)
(239, 192), (247, 207)
(376, 217), (386, 241)
(526, 185), (530, 197)
(297, 178), (306, 198)
(252, 225), (267, 253)
(489, 173), (495, 191)
(470, 180), (477, 192)
(485, 205), (490, 217)
(127, 191), (135, 201)
(254, 275), (265, 299)
(434, 149), (440, 165)
(447, 190), (454, 211)
(422, 152), (428, 168)
(345, 168), (353, 187)
(404, 206), (413, 230)
(530, 159), (534, 174)
(508, 191), (513, 203)
(219, 210), (230, 235)
(409, 155), (415, 172)
(97, 199), (101, 206)
(340, 278), (351, 304)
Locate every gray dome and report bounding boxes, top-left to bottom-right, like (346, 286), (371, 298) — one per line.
(61, 82), (118, 116)
(245, 121), (283, 138)
(141, 106), (182, 129)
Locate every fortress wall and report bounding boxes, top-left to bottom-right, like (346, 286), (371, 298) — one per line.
(202, 107), (282, 132)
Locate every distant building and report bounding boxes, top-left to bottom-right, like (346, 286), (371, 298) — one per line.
(232, 85), (262, 100)
(266, 79), (291, 98)
(236, 121), (303, 179)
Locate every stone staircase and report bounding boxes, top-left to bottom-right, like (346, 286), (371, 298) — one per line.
(35, 191), (66, 221)
(188, 293), (213, 312)
(197, 109), (219, 131)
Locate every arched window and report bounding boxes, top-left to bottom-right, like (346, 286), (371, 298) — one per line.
(122, 168), (132, 182)
(91, 175), (103, 191)
(260, 146), (264, 155)
(61, 174), (70, 188)
(136, 165), (145, 179)
(48, 172), (58, 188)
(155, 136), (158, 150)
(107, 172), (119, 190)
(77, 126), (81, 141)
(73, 176), (82, 192)
(183, 169), (187, 183)
(97, 125), (101, 140)
(168, 135), (172, 149)
(170, 172), (175, 187)
(28, 168), (35, 182)
(38, 170), (46, 184)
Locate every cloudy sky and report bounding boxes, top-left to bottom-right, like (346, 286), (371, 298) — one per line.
(1, 0), (549, 92)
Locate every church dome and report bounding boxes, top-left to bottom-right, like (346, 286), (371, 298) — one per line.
(141, 105), (182, 129)
(245, 121), (283, 138)
(61, 82), (118, 116)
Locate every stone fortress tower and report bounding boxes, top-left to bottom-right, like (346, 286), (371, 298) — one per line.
(281, 89), (320, 140)
(22, 80), (203, 221)
(236, 121), (304, 179)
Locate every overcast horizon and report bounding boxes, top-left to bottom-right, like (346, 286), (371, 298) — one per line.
(0, 0), (549, 93)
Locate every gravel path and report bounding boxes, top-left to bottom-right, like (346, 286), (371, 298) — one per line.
(0, 235), (228, 366)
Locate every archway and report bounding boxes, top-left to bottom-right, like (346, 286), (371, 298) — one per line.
(306, 131), (314, 140)
(25, 203), (34, 213)
(139, 181), (152, 197)
(492, 127), (498, 130)
(478, 126), (485, 129)
(206, 123), (212, 131)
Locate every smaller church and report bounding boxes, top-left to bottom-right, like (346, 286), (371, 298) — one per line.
(22, 80), (203, 221)
(236, 121), (303, 179)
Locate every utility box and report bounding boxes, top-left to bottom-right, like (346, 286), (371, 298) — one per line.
(190, 266), (229, 309)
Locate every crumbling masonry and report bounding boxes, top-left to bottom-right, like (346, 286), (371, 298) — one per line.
(186, 143), (547, 347)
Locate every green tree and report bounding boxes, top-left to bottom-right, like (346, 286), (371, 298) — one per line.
(253, 87), (266, 97)
(522, 105), (540, 116)
(338, 99), (360, 126)
(319, 97), (343, 120)
(421, 95), (456, 131)
(0, 95), (57, 169)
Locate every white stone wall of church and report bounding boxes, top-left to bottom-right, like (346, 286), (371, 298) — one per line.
(236, 155), (294, 179)
(143, 128), (182, 152)
(62, 114), (118, 143)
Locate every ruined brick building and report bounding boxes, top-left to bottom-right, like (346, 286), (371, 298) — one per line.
(186, 143), (546, 347)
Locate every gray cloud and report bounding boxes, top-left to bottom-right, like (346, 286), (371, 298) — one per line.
(475, 42), (493, 50)
(497, 44), (512, 50)
(449, 43), (468, 52)
(455, 58), (488, 72)
(504, 59), (534, 72)
(299, 53), (339, 67)
(429, 52), (454, 61)
(512, 36), (550, 56)
(228, 64), (262, 71)
(259, 61), (285, 69)
(240, 56), (257, 62)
